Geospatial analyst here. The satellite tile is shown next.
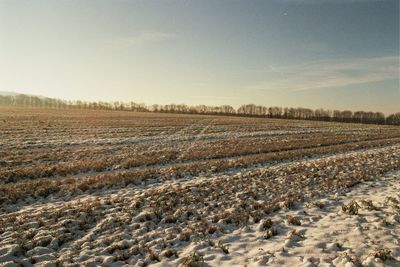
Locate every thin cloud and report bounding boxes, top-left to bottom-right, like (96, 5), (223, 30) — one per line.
(246, 56), (399, 92)
(106, 31), (175, 49)
(246, 66), (285, 76)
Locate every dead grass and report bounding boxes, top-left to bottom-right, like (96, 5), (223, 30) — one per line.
(287, 215), (301, 226)
(359, 199), (379, 211)
(180, 251), (204, 267)
(342, 200), (361, 215)
(1, 108), (400, 264)
(264, 227), (278, 239)
(306, 200), (325, 209)
(205, 240), (229, 254)
(288, 229), (305, 240)
(369, 248), (393, 261)
(338, 252), (362, 267)
(259, 218), (273, 231)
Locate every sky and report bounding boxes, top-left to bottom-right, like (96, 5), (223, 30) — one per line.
(0, 0), (399, 113)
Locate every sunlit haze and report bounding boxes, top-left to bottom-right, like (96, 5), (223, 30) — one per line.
(0, 0), (399, 113)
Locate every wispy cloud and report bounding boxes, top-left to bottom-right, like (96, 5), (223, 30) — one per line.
(246, 56), (399, 92)
(246, 65), (285, 76)
(106, 31), (175, 49)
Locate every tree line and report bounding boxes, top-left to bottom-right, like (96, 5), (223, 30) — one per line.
(0, 93), (399, 125)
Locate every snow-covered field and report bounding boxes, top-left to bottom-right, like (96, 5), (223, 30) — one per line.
(0, 107), (399, 266)
(155, 170), (400, 267)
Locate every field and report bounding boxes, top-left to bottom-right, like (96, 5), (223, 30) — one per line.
(0, 107), (400, 267)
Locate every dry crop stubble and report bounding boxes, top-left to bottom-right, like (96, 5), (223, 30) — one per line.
(0, 107), (399, 266)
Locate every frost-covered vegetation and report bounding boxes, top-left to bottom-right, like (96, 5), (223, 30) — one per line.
(0, 107), (399, 266)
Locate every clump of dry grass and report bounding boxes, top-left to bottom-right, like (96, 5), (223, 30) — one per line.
(338, 252), (362, 267)
(258, 218), (278, 239)
(359, 199), (378, 211)
(114, 251), (131, 261)
(288, 229), (304, 240)
(385, 196), (399, 205)
(259, 218), (273, 231)
(162, 249), (178, 258)
(147, 248), (161, 262)
(106, 241), (129, 254)
(180, 251), (204, 267)
(264, 226), (278, 239)
(163, 215), (177, 224)
(306, 200), (325, 209)
(208, 240), (229, 254)
(178, 229), (193, 242)
(128, 245), (140, 256)
(281, 199), (295, 209)
(369, 248), (393, 261)
(384, 196), (400, 209)
(287, 215), (301, 226)
(206, 225), (219, 235)
(342, 200), (361, 215)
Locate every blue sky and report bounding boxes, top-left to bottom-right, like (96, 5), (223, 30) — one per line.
(0, 0), (398, 113)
